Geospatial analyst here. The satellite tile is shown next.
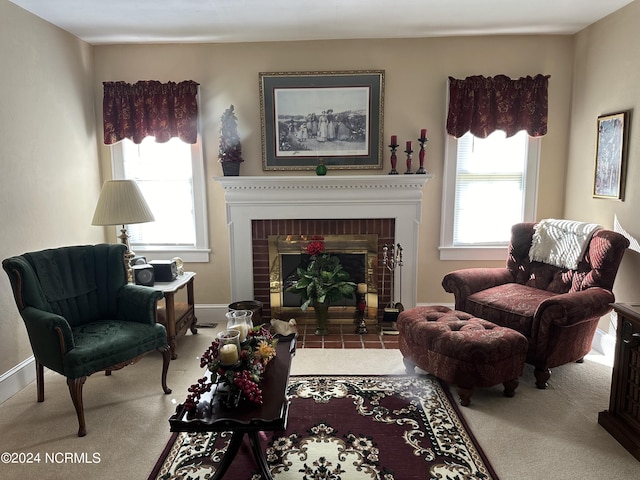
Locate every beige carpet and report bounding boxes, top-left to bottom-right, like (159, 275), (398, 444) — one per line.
(0, 325), (638, 479)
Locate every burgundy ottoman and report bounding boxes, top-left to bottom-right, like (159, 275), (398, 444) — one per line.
(398, 305), (528, 406)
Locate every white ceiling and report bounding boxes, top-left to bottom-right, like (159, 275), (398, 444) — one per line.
(8, 0), (635, 45)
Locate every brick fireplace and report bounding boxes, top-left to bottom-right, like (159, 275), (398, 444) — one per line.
(215, 175), (432, 322)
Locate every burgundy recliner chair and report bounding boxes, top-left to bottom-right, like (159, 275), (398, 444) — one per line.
(442, 222), (629, 388)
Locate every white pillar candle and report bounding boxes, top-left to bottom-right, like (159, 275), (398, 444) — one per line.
(219, 343), (239, 365)
(236, 323), (249, 342)
(357, 283), (368, 294)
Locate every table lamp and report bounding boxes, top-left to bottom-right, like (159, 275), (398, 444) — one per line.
(91, 180), (155, 283)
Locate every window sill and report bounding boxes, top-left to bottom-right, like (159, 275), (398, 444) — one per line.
(438, 245), (508, 261)
(131, 247), (210, 263)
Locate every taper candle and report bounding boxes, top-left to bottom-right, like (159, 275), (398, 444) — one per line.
(406, 140), (412, 151)
(421, 128), (427, 138)
(391, 135), (397, 145)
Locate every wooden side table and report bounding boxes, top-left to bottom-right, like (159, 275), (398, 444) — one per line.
(155, 272), (197, 359)
(169, 335), (296, 480)
(598, 302), (640, 461)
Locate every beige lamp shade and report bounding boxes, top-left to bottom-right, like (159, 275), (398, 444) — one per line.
(91, 180), (155, 226)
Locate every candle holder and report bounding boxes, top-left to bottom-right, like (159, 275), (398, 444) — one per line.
(388, 142), (399, 175)
(355, 283), (368, 334)
(404, 147), (414, 174)
(217, 330), (242, 367)
(417, 135), (428, 174)
(225, 309), (253, 343)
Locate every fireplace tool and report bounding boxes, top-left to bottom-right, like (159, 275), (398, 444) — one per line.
(381, 244), (387, 303)
(396, 243), (404, 311)
(382, 243), (404, 329)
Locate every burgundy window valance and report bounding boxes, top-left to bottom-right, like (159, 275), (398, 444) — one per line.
(103, 80), (199, 145)
(446, 74), (550, 139)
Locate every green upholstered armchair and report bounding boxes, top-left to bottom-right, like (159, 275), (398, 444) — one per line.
(2, 243), (171, 437)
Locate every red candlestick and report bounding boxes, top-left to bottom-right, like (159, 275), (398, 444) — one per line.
(406, 141), (412, 151)
(391, 135), (397, 145)
(357, 295), (366, 313)
(417, 135), (428, 174)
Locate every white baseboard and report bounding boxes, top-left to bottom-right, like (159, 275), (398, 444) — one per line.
(0, 355), (36, 405)
(592, 327), (616, 357)
(195, 304), (235, 326)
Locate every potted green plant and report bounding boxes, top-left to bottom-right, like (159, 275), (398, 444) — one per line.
(285, 240), (355, 335)
(219, 105), (244, 176)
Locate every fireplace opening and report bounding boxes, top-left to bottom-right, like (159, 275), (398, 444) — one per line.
(269, 234), (379, 322)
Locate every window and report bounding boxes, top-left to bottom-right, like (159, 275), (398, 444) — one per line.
(440, 130), (539, 260)
(111, 136), (209, 262)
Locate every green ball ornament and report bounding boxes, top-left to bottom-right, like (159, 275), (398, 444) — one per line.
(316, 161), (327, 176)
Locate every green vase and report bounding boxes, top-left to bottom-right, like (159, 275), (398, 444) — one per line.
(312, 300), (330, 335)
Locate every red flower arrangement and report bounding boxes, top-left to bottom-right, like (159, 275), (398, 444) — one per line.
(285, 239), (355, 312)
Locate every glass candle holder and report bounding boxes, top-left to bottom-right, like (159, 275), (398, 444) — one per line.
(217, 330), (241, 366)
(226, 309), (254, 342)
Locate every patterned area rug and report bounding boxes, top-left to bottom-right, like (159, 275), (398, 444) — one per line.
(149, 375), (498, 480)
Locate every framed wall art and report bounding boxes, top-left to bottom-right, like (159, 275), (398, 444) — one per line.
(593, 111), (630, 200)
(259, 70), (385, 171)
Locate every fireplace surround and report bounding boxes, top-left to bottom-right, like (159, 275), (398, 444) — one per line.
(215, 175), (432, 322)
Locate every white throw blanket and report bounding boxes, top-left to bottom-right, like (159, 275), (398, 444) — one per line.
(528, 219), (601, 270)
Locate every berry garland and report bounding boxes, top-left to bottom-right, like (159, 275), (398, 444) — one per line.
(184, 324), (277, 412)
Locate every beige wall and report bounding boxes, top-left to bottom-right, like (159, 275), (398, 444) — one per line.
(93, 35), (574, 311)
(0, 1), (104, 374)
(567, 0), (640, 328)
(6, 0), (634, 376)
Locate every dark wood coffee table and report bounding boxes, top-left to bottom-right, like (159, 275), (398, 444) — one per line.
(169, 334), (296, 479)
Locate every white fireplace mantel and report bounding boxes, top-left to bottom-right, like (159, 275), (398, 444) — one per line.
(215, 174), (433, 308)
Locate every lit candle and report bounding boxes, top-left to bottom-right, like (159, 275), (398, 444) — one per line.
(421, 128), (427, 138)
(406, 140), (412, 151)
(236, 323), (249, 342)
(219, 343), (239, 365)
(391, 135), (397, 145)
(357, 283), (368, 294)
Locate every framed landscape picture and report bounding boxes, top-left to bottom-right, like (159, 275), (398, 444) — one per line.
(593, 111), (630, 200)
(259, 70), (385, 171)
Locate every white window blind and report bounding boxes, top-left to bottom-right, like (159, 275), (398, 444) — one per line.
(454, 130), (527, 245)
(122, 137), (196, 246)
(440, 129), (539, 260)
(111, 136), (209, 262)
